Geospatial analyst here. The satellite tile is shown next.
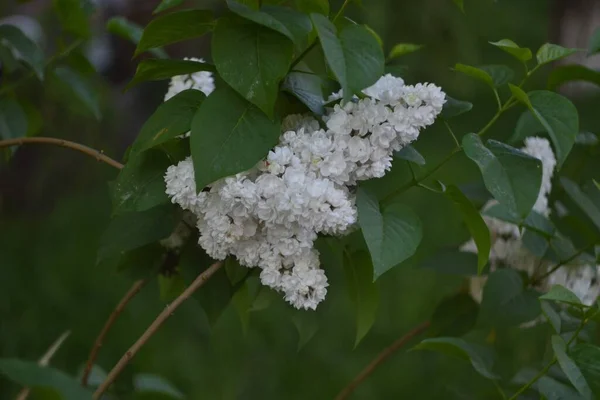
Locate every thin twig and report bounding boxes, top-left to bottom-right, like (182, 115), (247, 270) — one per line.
(530, 246), (591, 286)
(81, 279), (149, 386)
(335, 321), (431, 400)
(15, 331), (71, 400)
(92, 261), (224, 400)
(0, 137), (123, 170)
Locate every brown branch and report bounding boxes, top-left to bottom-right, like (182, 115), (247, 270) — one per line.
(81, 279), (149, 386)
(335, 321), (431, 400)
(92, 261), (224, 399)
(0, 137), (124, 170)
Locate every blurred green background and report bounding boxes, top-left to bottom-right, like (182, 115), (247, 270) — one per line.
(1, 0), (599, 398)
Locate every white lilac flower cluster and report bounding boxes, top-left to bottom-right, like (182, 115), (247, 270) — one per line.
(462, 137), (600, 307)
(163, 71), (445, 310)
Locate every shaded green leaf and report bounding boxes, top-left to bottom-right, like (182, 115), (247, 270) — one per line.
(482, 203), (555, 238)
(134, 373), (184, 398)
(311, 13), (348, 101)
(441, 96), (473, 119)
(541, 301), (562, 334)
(512, 368), (585, 400)
(132, 89), (205, 154)
(153, 0), (184, 14)
(394, 145), (426, 166)
(53, 0), (91, 38)
(98, 204), (181, 261)
(357, 186), (422, 280)
(212, 15), (293, 116)
(190, 85), (280, 190)
(111, 149), (172, 215)
(158, 272), (186, 301)
(52, 66), (101, 120)
(571, 343), (600, 396)
(387, 43), (423, 60)
(344, 251), (379, 347)
(452, 0), (464, 12)
(463, 133), (542, 218)
(106, 17), (167, 58)
(0, 359), (93, 400)
(413, 337), (499, 379)
(489, 39), (532, 61)
(478, 65), (515, 87)
(588, 27), (600, 56)
(419, 250), (483, 276)
(552, 335), (593, 399)
(225, 257), (248, 286)
(510, 111), (544, 144)
(479, 269), (541, 327)
(429, 293), (479, 337)
(547, 65), (600, 91)
(135, 10), (214, 57)
(0, 24), (44, 79)
(536, 43), (579, 66)
(0, 98), (27, 142)
(454, 63), (494, 88)
(282, 71), (325, 115)
(339, 24), (384, 95)
(540, 285), (584, 307)
(231, 282), (252, 335)
(292, 311), (319, 351)
(508, 83), (531, 108)
(561, 178), (600, 232)
(294, 0), (329, 15)
(513, 90), (579, 167)
(444, 185), (490, 273)
(127, 59), (215, 90)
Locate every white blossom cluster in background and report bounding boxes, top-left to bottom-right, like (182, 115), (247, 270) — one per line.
(164, 57), (215, 101)
(462, 137), (600, 308)
(163, 68), (445, 309)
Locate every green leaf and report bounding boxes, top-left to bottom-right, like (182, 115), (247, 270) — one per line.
(0, 359), (93, 400)
(153, 0), (184, 14)
(510, 111), (544, 144)
(394, 145), (426, 165)
(292, 311), (319, 351)
(561, 178), (600, 232)
(282, 71), (325, 115)
(106, 17), (167, 58)
(179, 243), (233, 325)
(0, 24), (44, 79)
(231, 282), (252, 335)
(513, 90), (579, 167)
(224, 257), (248, 286)
(127, 59), (215, 90)
(131, 89), (205, 154)
(452, 0), (464, 12)
(311, 13), (348, 100)
(453, 63), (494, 89)
(212, 15), (293, 116)
(344, 251), (379, 347)
(98, 204), (181, 261)
(52, 66), (101, 120)
(158, 272), (186, 301)
(536, 43), (579, 66)
(53, 0), (91, 39)
(110, 243), (165, 280)
(356, 186), (422, 280)
(479, 269), (541, 327)
(462, 133), (542, 218)
(444, 185), (490, 273)
(551, 335), (593, 399)
(190, 85), (280, 190)
(540, 285), (584, 307)
(441, 96), (473, 119)
(419, 251), (482, 276)
(135, 10), (214, 57)
(588, 27), (600, 56)
(0, 98), (27, 142)
(413, 338), (499, 379)
(134, 373), (184, 398)
(227, 1), (311, 47)
(294, 0), (329, 15)
(508, 83), (531, 108)
(482, 203), (555, 238)
(541, 301), (562, 334)
(571, 343), (600, 396)
(429, 294), (479, 337)
(478, 65), (515, 87)
(513, 368), (585, 400)
(547, 65), (600, 91)
(489, 39), (532, 61)
(387, 43), (423, 60)
(111, 149), (171, 215)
